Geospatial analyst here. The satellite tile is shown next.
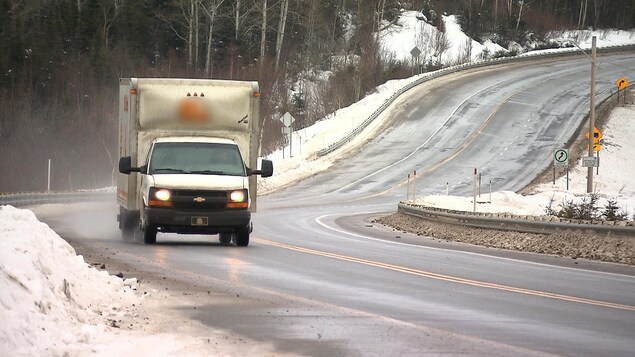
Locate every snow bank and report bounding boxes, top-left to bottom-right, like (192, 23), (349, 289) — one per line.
(0, 205), (138, 356)
(412, 191), (568, 216)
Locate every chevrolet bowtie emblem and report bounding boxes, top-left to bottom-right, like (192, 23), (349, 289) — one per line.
(193, 196), (206, 203)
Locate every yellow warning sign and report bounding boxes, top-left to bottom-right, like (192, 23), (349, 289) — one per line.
(615, 77), (628, 90)
(585, 127), (603, 143)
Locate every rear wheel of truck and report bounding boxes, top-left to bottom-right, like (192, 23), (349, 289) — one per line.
(235, 226), (250, 247)
(119, 208), (137, 242)
(144, 225), (157, 244)
(219, 232), (232, 245)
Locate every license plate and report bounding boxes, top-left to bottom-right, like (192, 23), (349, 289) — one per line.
(191, 217), (209, 226)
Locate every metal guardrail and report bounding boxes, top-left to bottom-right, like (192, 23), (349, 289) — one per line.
(316, 44), (635, 157)
(0, 191), (113, 207)
(398, 203), (635, 237)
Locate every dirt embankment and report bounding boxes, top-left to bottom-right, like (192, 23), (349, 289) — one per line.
(376, 212), (634, 265)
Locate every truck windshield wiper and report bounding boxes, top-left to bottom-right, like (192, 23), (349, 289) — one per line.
(190, 170), (227, 175)
(153, 168), (186, 173)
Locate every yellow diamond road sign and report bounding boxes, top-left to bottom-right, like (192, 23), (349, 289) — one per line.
(615, 77), (628, 90)
(585, 127), (603, 143)
(586, 143), (601, 152)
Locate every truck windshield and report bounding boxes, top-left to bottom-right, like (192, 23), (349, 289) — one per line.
(148, 142), (246, 176)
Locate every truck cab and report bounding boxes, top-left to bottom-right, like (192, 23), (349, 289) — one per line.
(119, 136), (272, 245)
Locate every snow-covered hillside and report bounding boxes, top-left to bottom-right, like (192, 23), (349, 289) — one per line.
(380, 12), (505, 65)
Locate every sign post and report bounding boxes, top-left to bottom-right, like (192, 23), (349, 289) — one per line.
(410, 46), (421, 75)
(279, 112), (296, 158)
(584, 127), (602, 178)
(615, 76), (629, 104)
(554, 149), (568, 187)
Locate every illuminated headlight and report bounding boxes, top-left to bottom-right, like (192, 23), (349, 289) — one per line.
(155, 189), (171, 201)
(148, 188), (173, 208)
(227, 189), (248, 209)
(229, 190), (246, 202)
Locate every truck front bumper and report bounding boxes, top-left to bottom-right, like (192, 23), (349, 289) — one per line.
(145, 207), (250, 234)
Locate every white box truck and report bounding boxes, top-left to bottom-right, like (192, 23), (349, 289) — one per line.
(116, 78), (272, 246)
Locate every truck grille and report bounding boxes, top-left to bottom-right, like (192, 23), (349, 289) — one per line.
(171, 189), (227, 211)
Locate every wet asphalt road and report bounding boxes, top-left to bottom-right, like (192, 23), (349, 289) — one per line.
(38, 54), (635, 356)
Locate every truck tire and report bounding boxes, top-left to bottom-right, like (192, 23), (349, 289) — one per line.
(235, 225), (250, 247)
(144, 225), (157, 244)
(119, 208), (138, 242)
(219, 232), (232, 245)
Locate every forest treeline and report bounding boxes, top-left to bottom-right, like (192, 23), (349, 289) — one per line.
(1, 0), (634, 192)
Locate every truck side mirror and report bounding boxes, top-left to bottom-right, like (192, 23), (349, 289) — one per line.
(119, 157), (132, 174)
(119, 156), (143, 175)
(260, 159), (273, 178)
(249, 159), (273, 177)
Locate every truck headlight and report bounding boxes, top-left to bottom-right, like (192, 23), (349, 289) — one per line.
(227, 189), (248, 209)
(149, 188), (173, 207)
(155, 189), (171, 201)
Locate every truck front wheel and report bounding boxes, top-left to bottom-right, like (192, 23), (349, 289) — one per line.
(235, 225), (250, 247)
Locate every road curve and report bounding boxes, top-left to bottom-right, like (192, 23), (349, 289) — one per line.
(36, 54), (635, 356)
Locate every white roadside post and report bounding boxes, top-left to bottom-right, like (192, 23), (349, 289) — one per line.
(412, 170), (417, 201)
(406, 174), (410, 201)
(473, 168), (477, 213)
(47, 159), (51, 192)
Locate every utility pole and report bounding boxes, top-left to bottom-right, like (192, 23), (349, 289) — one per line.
(587, 36), (596, 193)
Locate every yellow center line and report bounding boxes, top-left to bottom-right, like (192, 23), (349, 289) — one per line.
(256, 238), (635, 312)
